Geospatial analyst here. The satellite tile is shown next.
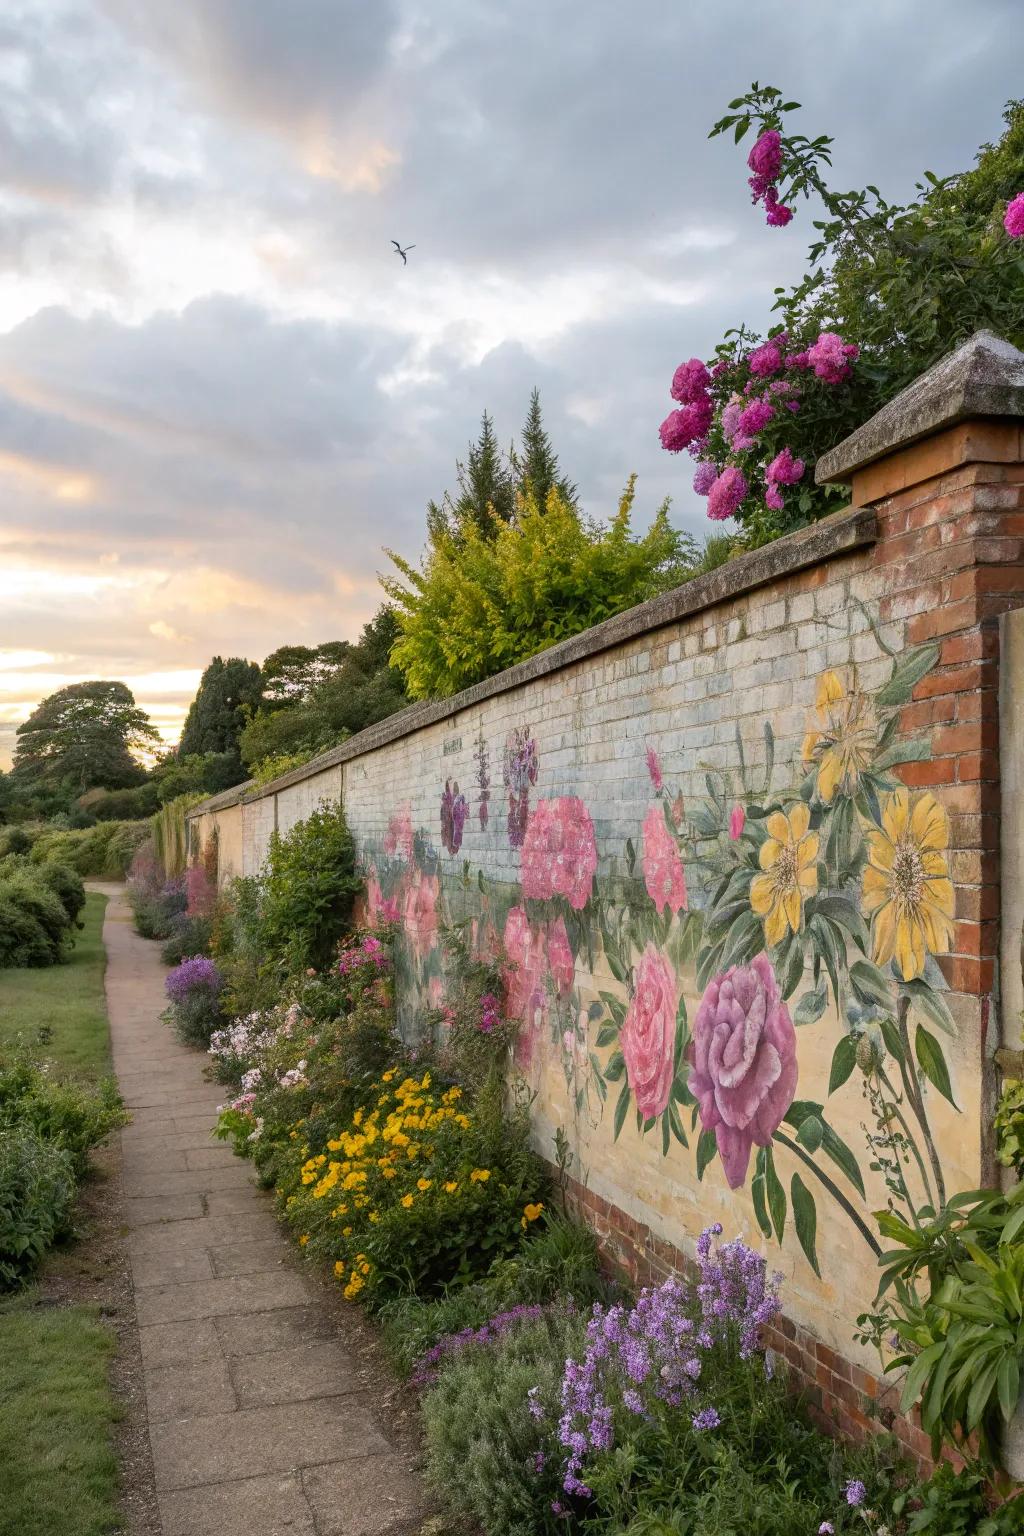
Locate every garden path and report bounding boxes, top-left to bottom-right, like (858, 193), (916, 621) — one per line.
(94, 883), (427, 1536)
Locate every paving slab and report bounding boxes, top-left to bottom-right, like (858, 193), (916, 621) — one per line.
(123, 1164), (252, 1199)
(158, 1474), (316, 1536)
(125, 1194), (205, 1226)
(215, 1304), (337, 1357)
(135, 1269), (311, 1326)
(140, 1318), (224, 1369)
(151, 1397), (389, 1489)
(184, 1145), (237, 1170)
(302, 1456), (426, 1536)
(209, 1237), (292, 1276)
(130, 1245), (215, 1290)
(129, 1213), (281, 1255)
(146, 1357), (237, 1422)
(230, 1340), (364, 1407)
(205, 1187), (274, 1217)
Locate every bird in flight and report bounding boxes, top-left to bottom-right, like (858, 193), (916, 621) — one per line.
(391, 240), (415, 265)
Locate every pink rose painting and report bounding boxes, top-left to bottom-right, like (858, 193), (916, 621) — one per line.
(383, 805), (415, 862)
(546, 916), (575, 998)
(521, 797), (598, 911)
(502, 905), (548, 1067)
(620, 944), (677, 1119)
(687, 953), (798, 1190)
(641, 805), (688, 915)
(403, 869), (440, 961)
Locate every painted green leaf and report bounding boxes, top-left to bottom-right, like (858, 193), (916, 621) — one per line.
(764, 1146), (786, 1243)
(790, 1173), (821, 1276)
(625, 837), (636, 874)
(776, 932), (806, 999)
(794, 984), (829, 1027)
(662, 1114), (671, 1157)
(850, 958), (892, 1009)
(915, 1024), (959, 1110)
(612, 1079), (631, 1141)
(874, 643), (941, 708)
(603, 1050), (626, 1082)
(668, 1098), (689, 1148)
(751, 1150), (773, 1239)
(880, 1016), (905, 1063)
(903, 978), (957, 1037)
(763, 720), (775, 792)
(696, 934), (727, 993)
(595, 1022), (618, 1049)
(589, 1054), (608, 1103)
(815, 895), (869, 952)
(696, 1129), (717, 1180)
(588, 1000), (604, 1022)
(796, 1114), (824, 1153)
(874, 735), (932, 770)
(829, 1034), (858, 1094)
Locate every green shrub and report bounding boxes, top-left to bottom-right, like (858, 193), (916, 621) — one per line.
(421, 1306), (586, 1536)
(29, 820), (149, 878)
(0, 891), (53, 968)
(0, 1126), (76, 1287)
(159, 911), (214, 966)
(36, 862), (86, 928)
(257, 803), (361, 971)
(0, 867), (75, 967)
(0, 1055), (126, 1177)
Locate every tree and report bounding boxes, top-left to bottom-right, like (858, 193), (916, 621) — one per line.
(261, 642), (351, 707)
(510, 389), (578, 510)
(384, 479), (696, 700)
(427, 411), (516, 542)
(13, 682), (159, 794)
(150, 750), (244, 804)
(178, 656), (263, 763)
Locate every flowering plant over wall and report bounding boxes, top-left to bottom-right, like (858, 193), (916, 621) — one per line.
(661, 87), (1024, 543)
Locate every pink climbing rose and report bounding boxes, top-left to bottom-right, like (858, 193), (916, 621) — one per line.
(766, 446), (805, 486)
(807, 331), (859, 385)
(671, 358), (711, 404)
(620, 944), (677, 1119)
(641, 804), (688, 916)
(707, 466), (748, 522)
(1004, 193), (1024, 239)
(687, 953), (798, 1189)
(747, 129), (782, 183)
(521, 797), (598, 911)
(658, 397), (714, 454)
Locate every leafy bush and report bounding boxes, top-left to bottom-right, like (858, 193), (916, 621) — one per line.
(256, 803), (361, 972)
(36, 861), (86, 928)
(384, 479), (696, 700)
(0, 1126), (76, 1287)
(160, 911), (214, 966)
(0, 865), (79, 967)
(164, 956), (225, 1048)
(29, 820), (150, 877)
(0, 1054), (125, 1178)
(421, 1306), (587, 1536)
(126, 851), (187, 941)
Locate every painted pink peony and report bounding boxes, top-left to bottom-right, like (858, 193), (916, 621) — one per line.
(403, 869), (440, 960)
(642, 804), (688, 915)
(546, 916), (575, 997)
(1004, 192), (1024, 239)
(502, 905), (546, 1024)
(687, 953), (798, 1189)
(620, 944), (677, 1118)
(521, 797), (598, 911)
(383, 806), (415, 861)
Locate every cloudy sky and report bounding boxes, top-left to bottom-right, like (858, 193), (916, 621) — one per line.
(0, 0), (1020, 765)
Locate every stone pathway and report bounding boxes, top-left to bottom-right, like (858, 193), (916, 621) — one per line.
(94, 884), (426, 1536)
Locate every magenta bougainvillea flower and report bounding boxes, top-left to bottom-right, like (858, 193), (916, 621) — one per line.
(687, 953), (798, 1189)
(1004, 192), (1024, 238)
(706, 466), (748, 521)
(747, 129), (782, 183)
(671, 357), (711, 404)
(620, 943), (678, 1118)
(807, 331), (859, 384)
(521, 797), (598, 910)
(641, 804), (687, 916)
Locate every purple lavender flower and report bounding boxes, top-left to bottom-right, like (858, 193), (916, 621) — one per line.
(691, 1406), (721, 1431)
(165, 955), (222, 1002)
(844, 1480), (867, 1507)
(412, 1304), (545, 1384)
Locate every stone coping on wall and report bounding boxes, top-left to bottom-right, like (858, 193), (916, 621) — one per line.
(186, 499), (874, 820)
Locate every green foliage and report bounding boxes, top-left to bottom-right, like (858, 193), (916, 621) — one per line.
(421, 1307), (587, 1536)
(178, 655), (263, 764)
(0, 1054), (125, 1180)
(995, 1068), (1024, 1177)
(891, 1461), (1024, 1536)
(79, 783), (159, 821)
(126, 876), (186, 941)
(257, 803), (361, 972)
(386, 477), (696, 699)
(238, 611), (407, 774)
(11, 681), (158, 797)
(28, 820), (150, 878)
(152, 794), (204, 879)
(0, 1127), (76, 1287)
(703, 89), (1024, 539)
(159, 912), (214, 966)
(0, 892), (112, 1078)
(37, 863), (86, 929)
(150, 749), (244, 804)
(0, 866), (75, 968)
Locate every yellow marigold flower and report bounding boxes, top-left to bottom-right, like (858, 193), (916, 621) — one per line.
(334, 1260), (346, 1277)
(353, 1108), (363, 1126)
(522, 1202), (544, 1223)
(417, 1178), (433, 1191)
(749, 801), (819, 946)
(801, 671), (875, 803)
(470, 1168), (491, 1183)
(327, 1139), (343, 1152)
(401, 1193), (415, 1208)
(299, 1234), (309, 1246)
(381, 1166), (397, 1180)
(862, 787), (954, 981)
(343, 1225), (353, 1235)
(444, 1181), (458, 1194)
(382, 1069), (396, 1082)
(289, 1130), (299, 1140)
(368, 1212), (380, 1223)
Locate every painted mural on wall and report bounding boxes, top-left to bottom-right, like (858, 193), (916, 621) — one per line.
(361, 628), (959, 1277)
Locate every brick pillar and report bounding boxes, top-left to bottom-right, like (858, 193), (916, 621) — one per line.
(817, 333), (1024, 1178)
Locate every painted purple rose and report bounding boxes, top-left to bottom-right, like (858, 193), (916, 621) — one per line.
(687, 953), (798, 1189)
(441, 779), (468, 854)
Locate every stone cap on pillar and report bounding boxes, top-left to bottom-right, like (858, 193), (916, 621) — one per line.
(815, 330), (1024, 486)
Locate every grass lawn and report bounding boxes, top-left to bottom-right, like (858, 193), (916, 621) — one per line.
(0, 890), (110, 1077)
(0, 887), (124, 1536)
(0, 1300), (120, 1536)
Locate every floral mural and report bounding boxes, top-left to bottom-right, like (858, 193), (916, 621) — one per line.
(360, 630), (960, 1277)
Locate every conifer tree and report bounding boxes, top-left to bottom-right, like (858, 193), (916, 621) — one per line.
(511, 388), (578, 509)
(427, 411), (515, 542)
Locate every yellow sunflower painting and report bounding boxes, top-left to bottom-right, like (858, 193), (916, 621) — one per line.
(802, 670), (875, 803)
(750, 802), (820, 946)
(862, 787), (955, 980)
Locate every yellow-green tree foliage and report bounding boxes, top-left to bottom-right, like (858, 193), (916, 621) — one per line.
(384, 479), (694, 700)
